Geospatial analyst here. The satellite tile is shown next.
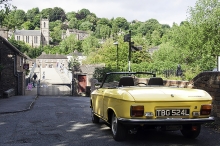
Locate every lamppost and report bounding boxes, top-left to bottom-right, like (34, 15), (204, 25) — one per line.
(113, 41), (119, 70)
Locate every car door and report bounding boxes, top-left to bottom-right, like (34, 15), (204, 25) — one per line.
(93, 88), (105, 117)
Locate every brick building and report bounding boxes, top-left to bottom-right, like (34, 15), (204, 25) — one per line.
(0, 36), (30, 97)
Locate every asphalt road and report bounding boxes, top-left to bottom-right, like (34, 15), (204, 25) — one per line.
(0, 96), (219, 146)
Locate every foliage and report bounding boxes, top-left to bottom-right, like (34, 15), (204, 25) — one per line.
(25, 69), (30, 76)
(50, 21), (62, 44)
(76, 8), (90, 20)
(181, 66), (202, 81)
(22, 21), (34, 30)
(81, 35), (100, 55)
(8, 38), (30, 53)
(26, 7), (39, 22)
(68, 56), (81, 72)
(0, 0), (11, 25)
(59, 34), (81, 54)
(79, 21), (93, 31)
(93, 67), (116, 82)
(50, 7), (66, 22)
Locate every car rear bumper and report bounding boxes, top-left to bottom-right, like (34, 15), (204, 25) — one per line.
(118, 117), (215, 125)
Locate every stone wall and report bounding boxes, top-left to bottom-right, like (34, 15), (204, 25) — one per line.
(159, 72), (220, 124)
(188, 72), (220, 123)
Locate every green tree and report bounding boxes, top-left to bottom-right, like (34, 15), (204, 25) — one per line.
(8, 38), (31, 55)
(3, 9), (16, 29)
(14, 9), (26, 29)
(169, 0), (220, 71)
(81, 36), (100, 55)
(21, 21), (34, 30)
(79, 21), (93, 31)
(129, 21), (142, 36)
(50, 26), (62, 44)
(151, 30), (161, 46)
(0, 0), (11, 26)
(41, 8), (53, 19)
(94, 24), (111, 39)
(111, 17), (129, 34)
(97, 18), (111, 27)
(138, 19), (160, 35)
(50, 7), (66, 22)
(66, 11), (76, 21)
(68, 18), (79, 29)
(59, 34), (80, 54)
(76, 8), (90, 20)
(26, 7), (39, 22)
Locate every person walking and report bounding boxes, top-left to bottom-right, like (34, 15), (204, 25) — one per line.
(32, 73), (37, 87)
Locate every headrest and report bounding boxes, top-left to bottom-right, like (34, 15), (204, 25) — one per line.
(148, 77), (163, 85)
(118, 76), (134, 87)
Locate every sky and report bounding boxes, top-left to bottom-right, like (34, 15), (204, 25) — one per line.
(10, 0), (198, 26)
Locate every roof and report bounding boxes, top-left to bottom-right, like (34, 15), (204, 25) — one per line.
(68, 29), (88, 34)
(14, 30), (41, 36)
(0, 36), (30, 59)
(67, 50), (84, 56)
(36, 53), (67, 59)
(80, 64), (105, 74)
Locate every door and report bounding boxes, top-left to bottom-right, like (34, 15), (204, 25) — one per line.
(78, 75), (87, 93)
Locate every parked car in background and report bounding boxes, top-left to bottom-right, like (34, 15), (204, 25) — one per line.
(90, 72), (214, 141)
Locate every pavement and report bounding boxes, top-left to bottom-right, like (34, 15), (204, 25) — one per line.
(0, 86), (38, 114)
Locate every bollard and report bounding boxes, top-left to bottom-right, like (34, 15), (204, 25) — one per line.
(37, 79), (40, 96)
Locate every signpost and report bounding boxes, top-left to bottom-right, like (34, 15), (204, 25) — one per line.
(123, 30), (142, 72)
(23, 63), (29, 69)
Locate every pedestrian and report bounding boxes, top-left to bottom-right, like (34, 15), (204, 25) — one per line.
(32, 73), (37, 87)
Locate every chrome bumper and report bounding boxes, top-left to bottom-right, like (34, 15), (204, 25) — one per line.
(118, 117), (215, 125)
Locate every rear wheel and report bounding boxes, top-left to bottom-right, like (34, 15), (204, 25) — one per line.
(181, 124), (201, 139)
(91, 107), (99, 123)
(111, 112), (126, 141)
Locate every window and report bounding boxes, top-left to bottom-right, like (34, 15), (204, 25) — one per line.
(20, 57), (22, 67)
(44, 22), (46, 28)
(17, 36), (20, 41)
(26, 36), (29, 43)
(34, 36), (38, 43)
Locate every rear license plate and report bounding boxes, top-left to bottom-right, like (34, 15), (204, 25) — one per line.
(156, 109), (190, 117)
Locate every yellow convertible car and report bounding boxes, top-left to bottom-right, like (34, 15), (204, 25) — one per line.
(90, 72), (214, 141)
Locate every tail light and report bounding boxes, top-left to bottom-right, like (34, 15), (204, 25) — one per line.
(130, 105), (144, 117)
(200, 104), (212, 115)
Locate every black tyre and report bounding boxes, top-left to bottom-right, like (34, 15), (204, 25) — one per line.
(91, 107), (99, 123)
(181, 124), (201, 139)
(111, 112), (126, 141)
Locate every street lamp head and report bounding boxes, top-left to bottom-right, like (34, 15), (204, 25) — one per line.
(113, 42), (118, 45)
